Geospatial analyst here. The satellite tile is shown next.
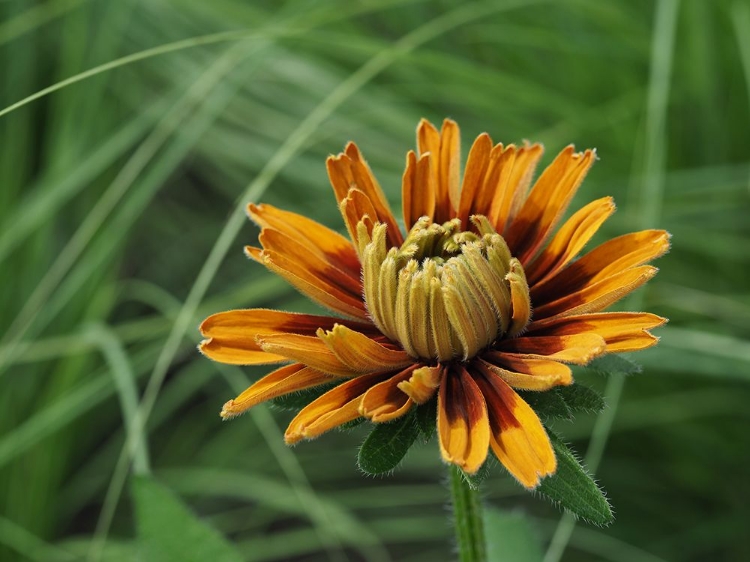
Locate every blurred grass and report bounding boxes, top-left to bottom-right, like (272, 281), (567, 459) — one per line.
(0, 0), (749, 561)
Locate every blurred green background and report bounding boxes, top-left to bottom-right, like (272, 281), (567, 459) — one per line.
(1, 0), (749, 560)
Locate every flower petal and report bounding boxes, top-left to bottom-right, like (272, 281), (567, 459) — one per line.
(220, 364), (334, 419)
(417, 118), (460, 222)
(317, 324), (413, 373)
(258, 228), (362, 296)
(397, 365), (442, 404)
(360, 366), (417, 422)
(526, 197), (615, 285)
(533, 265), (658, 320)
(402, 150), (436, 229)
(473, 369), (556, 489)
(246, 247), (368, 320)
(199, 309), (373, 365)
(486, 142), (545, 234)
(437, 366), (490, 474)
(247, 203), (360, 279)
(257, 333), (355, 377)
(476, 356), (572, 391)
(327, 142), (403, 248)
(492, 333), (606, 365)
(456, 133), (492, 226)
(528, 312), (667, 353)
(531, 230), (670, 305)
(285, 371), (393, 443)
(504, 146), (596, 264)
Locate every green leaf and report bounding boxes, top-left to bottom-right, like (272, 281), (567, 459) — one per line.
(415, 395), (437, 441)
(586, 354), (642, 376)
(462, 455), (496, 490)
(519, 389), (572, 421)
(556, 384), (605, 415)
(132, 476), (243, 562)
(485, 508), (544, 562)
(358, 410), (419, 475)
(270, 381), (340, 411)
(537, 433), (614, 526)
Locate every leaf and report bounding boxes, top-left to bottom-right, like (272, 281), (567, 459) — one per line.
(415, 395), (437, 441)
(462, 455), (496, 490)
(270, 381), (340, 411)
(586, 354), (642, 376)
(519, 389), (572, 421)
(485, 508), (544, 562)
(555, 384), (605, 415)
(132, 476), (243, 562)
(358, 410), (419, 475)
(537, 433), (614, 526)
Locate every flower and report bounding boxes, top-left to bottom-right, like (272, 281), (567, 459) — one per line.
(199, 119), (669, 488)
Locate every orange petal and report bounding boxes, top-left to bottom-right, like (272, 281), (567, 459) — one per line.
(486, 143), (545, 234)
(397, 365), (442, 404)
(417, 118), (460, 222)
(532, 230), (670, 305)
(246, 247), (368, 320)
(402, 150), (436, 229)
(258, 228), (362, 297)
(199, 309), (373, 366)
(528, 312), (667, 353)
(437, 366), (490, 474)
(285, 371), (392, 443)
(456, 133), (492, 226)
(317, 324), (413, 373)
(327, 143), (403, 248)
(504, 146), (596, 264)
(360, 366), (417, 422)
(473, 369), (556, 489)
(476, 356), (572, 391)
(533, 265), (658, 320)
(526, 197), (615, 285)
(220, 364), (334, 419)
(492, 333), (606, 365)
(339, 187), (379, 249)
(247, 203), (360, 279)
(257, 333), (355, 377)
(506, 258), (532, 337)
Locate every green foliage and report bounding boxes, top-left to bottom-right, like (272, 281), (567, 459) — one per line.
(132, 476), (243, 562)
(358, 410), (420, 475)
(538, 433), (614, 527)
(0, 0), (748, 560)
(485, 508), (544, 562)
(415, 395), (438, 441)
(521, 383), (605, 421)
(586, 354), (642, 377)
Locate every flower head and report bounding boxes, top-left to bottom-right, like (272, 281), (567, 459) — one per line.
(200, 119), (669, 488)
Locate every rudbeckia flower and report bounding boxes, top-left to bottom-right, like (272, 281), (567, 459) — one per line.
(200, 119), (669, 488)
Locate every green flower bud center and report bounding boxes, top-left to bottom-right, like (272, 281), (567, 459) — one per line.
(358, 215), (531, 362)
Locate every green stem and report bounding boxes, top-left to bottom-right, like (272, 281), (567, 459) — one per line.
(449, 465), (487, 562)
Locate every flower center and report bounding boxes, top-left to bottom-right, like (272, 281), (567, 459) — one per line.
(358, 216), (531, 362)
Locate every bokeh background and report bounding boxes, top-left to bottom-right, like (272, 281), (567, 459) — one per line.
(1, 0), (749, 561)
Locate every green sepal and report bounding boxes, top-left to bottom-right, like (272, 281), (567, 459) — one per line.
(357, 409), (419, 475)
(461, 455), (496, 490)
(337, 417), (365, 432)
(537, 432), (614, 526)
(556, 384), (605, 415)
(519, 389), (572, 421)
(520, 383), (605, 422)
(586, 354), (642, 376)
(270, 381), (339, 411)
(415, 394), (437, 441)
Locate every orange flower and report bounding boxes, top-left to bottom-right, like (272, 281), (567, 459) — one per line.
(200, 119), (669, 488)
